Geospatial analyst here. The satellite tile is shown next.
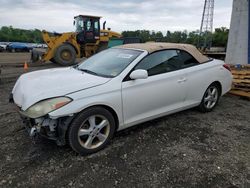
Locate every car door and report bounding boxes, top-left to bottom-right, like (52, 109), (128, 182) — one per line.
(172, 50), (211, 105)
(121, 50), (188, 126)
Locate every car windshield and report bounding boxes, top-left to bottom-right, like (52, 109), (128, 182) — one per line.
(77, 48), (142, 78)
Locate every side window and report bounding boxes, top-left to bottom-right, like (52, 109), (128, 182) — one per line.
(176, 50), (199, 68)
(94, 21), (99, 32)
(86, 20), (92, 31)
(135, 50), (179, 76)
(134, 50), (199, 76)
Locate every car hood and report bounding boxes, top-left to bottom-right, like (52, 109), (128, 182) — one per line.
(12, 67), (111, 110)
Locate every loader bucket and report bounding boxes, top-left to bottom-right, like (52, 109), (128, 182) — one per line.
(31, 49), (46, 63)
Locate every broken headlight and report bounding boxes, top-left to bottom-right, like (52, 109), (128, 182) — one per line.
(23, 97), (72, 118)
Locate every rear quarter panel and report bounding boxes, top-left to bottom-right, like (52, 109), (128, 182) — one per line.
(184, 59), (232, 104)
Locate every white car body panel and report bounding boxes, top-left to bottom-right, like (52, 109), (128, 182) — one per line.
(12, 48), (232, 132)
(182, 59), (232, 105)
(49, 80), (124, 124)
(122, 68), (187, 126)
(0, 44), (7, 49)
(12, 67), (110, 110)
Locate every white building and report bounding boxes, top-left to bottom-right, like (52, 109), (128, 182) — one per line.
(226, 0), (249, 65)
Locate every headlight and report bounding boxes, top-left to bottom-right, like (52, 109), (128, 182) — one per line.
(23, 97), (72, 118)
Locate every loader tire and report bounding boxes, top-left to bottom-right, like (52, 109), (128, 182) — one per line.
(54, 44), (76, 66)
(50, 58), (57, 64)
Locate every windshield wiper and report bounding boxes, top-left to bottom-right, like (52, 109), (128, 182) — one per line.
(78, 68), (99, 76)
(77, 67), (114, 78)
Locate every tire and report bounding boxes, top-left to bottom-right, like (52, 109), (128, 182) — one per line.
(198, 83), (221, 112)
(68, 107), (116, 155)
(54, 44), (76, 66)
(23, 48), (28, 52)
(50, 58), (57, 64)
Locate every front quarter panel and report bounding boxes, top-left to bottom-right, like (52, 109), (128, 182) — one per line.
(48, 78), (123, 124)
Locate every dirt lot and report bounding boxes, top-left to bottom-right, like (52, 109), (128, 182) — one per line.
(0, 52), (31, 65)
(0, 53), (249, 188)
(0, 51), (84, 66)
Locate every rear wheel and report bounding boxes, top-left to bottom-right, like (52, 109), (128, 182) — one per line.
(198, 83), (220, 112)
(54, 44), (76, 66)
(68, 107), (116, 155)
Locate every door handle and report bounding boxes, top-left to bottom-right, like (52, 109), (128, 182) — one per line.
(177, 78), (187, 83)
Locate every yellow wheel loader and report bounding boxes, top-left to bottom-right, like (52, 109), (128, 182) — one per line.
(31, 15), (122, 66)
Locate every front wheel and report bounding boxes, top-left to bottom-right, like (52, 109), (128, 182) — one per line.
(198, 84), (220, 112)
(68, 107), (116, 155)
(54, 44), (76, 66)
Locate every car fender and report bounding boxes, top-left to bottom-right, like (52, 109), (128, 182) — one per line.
(48, 82), (123, 126)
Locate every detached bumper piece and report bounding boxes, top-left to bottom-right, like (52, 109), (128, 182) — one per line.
(20, 114), (56, 139)
(20, 113), (74, 146)
(31, 49), (45, 63)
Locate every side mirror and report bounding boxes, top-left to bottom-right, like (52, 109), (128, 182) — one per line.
(130, 69), (148, 80)
(73, 20), (75, 25)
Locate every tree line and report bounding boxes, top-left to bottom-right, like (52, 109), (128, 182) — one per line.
(0, 26), (229, 47)
(0, 26), (43, 43)
(122, 27), (229, 47)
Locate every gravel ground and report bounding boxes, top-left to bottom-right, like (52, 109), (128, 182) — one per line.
(0, 57), (249, 188)
(0, 52), (31, 65)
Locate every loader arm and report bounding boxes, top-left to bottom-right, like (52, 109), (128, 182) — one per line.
(100, 30), (122, 42)
(41, 30), (81, 62)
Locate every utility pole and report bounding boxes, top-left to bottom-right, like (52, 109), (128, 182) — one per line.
(226, 0), (249, 65)
(199, 0), (215, 50)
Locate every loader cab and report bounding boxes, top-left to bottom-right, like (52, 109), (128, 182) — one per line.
(74, 15), (101, 44)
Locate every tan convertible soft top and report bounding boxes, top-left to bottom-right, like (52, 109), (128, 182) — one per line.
(116, 42), (209, 63)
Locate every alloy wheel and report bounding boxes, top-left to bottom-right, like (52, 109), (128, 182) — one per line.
(77, 115), (110, 149)
(204, 86), (218, 109)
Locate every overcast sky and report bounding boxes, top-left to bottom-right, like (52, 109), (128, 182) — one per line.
(0, 0), (233, 33)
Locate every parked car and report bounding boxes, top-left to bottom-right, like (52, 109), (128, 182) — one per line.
(0, 44), (7, 51)
(6, 42), (33, 52)
(36, 43), (47, 48)
(0, 46), (4, 52)
(10, 43), (232, 155)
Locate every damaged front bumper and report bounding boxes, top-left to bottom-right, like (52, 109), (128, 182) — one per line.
(19, 113), (74, 146)
(10, 94), (74, 146)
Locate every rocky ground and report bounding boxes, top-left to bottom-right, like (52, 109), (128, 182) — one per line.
(0, 54), (249, 188)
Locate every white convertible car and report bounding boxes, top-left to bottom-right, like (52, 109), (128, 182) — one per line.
(11, 43), (232, 155)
